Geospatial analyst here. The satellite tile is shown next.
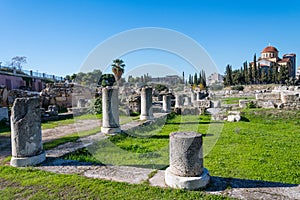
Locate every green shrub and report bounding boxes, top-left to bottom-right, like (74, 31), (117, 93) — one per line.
(246, 101), (257, 109)
(231, 85), (244, 91)
(87, 97), (102, 114)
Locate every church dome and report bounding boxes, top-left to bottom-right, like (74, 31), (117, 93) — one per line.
(262, 46), (279, 53)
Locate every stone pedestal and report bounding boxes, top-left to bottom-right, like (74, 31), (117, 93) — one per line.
(162, 95), (171, 113)
(101, 87), (121, 134)
(165, 132), (210, 190)
(175, 94), (182, 108)
(140, 87), (154, 120)
(10, 97), (46, 167)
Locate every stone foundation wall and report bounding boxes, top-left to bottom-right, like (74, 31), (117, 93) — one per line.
(40, 83), (93, 111)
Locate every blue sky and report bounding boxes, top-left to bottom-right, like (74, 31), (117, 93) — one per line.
(1, 0), (300, 77)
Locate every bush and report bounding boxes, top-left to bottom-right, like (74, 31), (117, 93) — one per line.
(231, 85), (244, 91)
(87, 97), (102, 114)
(246, 101), (257, 109)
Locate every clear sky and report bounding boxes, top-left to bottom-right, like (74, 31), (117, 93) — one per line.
(1, 0), (300, 78)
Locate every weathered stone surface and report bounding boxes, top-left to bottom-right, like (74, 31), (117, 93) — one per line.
(227, 115), (241, 122)
(10, 97), (45, 167)
(256, 93), (280, 100)
(281, 93), (300, 104)
(195, 100), (211, 108)
(239, 100), (250, 108)
(162, 95), (171, 113)
(0, 107), (8, 121)
(227, 111), (241, 122)
(84, 165), (153, 184)
(190, 92), (197, 103)
(165, 131), (209, 190)
(165, 167), (210, 190)
(175, 94), (183, 108)
(140, 87), (153, 120)
(168, 132), (203, 177)
(183, 96), (192, 106)
(210, 100), (221, 108)
(261, 101), (275, 109)
(101, 87), (120, 134)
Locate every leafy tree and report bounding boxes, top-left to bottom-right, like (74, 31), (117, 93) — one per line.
(232, 69), (242, 85)
(155, 84), (168, 92)
(267, 66), (272, 83)
(11, 56), (27, 70)
(111, 59), (125, 84)
(200, 70), (206, 88)
(248, 62), (253, 84)
(193, 73), (198, 86)
(224, 64), (233, 86)
(260, 68), (267, 84)
(252, 54), (258, 84)
(98, 74), (115, 87)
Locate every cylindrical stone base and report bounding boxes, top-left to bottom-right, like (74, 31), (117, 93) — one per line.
(165, 167), (210, 190)
(169, 132), (203, 176)
(10, 151), (46, 167)
(140, 87), (154, 120)
(165, 131), (210, 190)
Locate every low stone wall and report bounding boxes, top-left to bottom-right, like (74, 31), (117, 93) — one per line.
(40, 83), (93, 111)
(256, 90), (300, 110)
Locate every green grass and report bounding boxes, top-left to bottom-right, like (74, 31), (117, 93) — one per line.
(66, 109), (300, 185)
(221, 97), (254, 104)
(0, 166), (230, 200)
(65, 114), (223, 169)
(43, 127), (102, 150)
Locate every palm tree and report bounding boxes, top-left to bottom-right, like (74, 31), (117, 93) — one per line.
(111, 59), (125, 85)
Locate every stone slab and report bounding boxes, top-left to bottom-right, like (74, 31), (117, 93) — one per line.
(84, 165), (154, 184)
(149, 170), (167, 187)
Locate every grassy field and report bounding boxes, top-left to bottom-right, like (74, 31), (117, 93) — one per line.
(64, 109), (300, 185)
(0, 166), (230, 200)
(221, 97), (255, 104)
(1, 108), (300, 199)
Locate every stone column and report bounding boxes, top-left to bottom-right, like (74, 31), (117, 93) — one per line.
(183, 96), (192, 106)
(101, 86), (121, 134)
(191, 92), (197, 104)
(140, 87), (153, 120)
(162, 94), (171, 113)
(175, 94), (182, 108)
(10, 97), (46, 167)
(165, 132), (210, 190)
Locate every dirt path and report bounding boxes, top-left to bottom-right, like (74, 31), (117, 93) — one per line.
(42, 119), (101, 143)
(0, 119), (101, 162)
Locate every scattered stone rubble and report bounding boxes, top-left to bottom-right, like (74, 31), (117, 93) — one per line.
(255, 86), (300, 110)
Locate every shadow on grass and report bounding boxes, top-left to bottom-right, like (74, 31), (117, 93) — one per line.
(165, 121), (223, 125)
(0, 135), (11, 158)
(206, 176), (298, 191)
(240, 116), (250, 122)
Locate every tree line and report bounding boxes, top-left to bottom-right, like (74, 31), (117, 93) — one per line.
(187, 70), (207, 89)
(223, 54), (294, 86)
